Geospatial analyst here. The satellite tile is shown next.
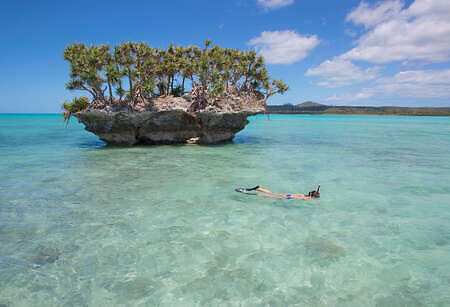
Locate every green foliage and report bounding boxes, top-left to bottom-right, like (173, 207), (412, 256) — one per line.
(156, 81), (168, 97)
(61, 96), (90, 127)
(63, 41), (288, 107)
(62, 96), (89, 113)
(272, 79), (289, 95)
(171, 84), (184, 97)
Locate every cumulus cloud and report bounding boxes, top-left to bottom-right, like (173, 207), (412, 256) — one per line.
(343, 0), (450, 63)
(248, 30), (320, 64)
(346, 0), (404, 28)
(314, 1), (450, 104)
(326, 89), (374, 103)
(305, 58), (379, 87)
(377, 69), (450, 98)
(326, 69), (450, 103)
(257, 0), (294, 10)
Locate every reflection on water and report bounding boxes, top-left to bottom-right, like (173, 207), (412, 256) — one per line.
(0, 114), (449, 306)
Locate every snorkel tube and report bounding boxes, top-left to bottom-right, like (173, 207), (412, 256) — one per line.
(307, 185), (321, 198)
(314, 185), (320, 198)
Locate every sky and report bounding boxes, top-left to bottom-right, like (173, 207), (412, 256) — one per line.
(1, 0), (449, 113)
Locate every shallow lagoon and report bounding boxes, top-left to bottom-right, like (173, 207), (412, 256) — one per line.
(0, 114), (449, 306)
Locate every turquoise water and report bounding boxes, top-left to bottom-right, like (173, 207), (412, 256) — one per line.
(0, 113), (449, 306)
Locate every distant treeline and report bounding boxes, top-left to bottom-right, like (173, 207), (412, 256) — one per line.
(267, 104), (450, 116)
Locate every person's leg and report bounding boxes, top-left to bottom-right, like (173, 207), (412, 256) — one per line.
(256, 187), (275, 194)
(257, 193), (282, 199)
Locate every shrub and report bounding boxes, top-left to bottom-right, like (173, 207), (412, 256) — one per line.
(62, 96), (90, 126)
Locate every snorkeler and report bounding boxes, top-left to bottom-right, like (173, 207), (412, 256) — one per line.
(235, 185), (320, 200)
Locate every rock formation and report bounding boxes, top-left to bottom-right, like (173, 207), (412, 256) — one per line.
(62, 41), (288, 144)
(74, 95), (264, 145)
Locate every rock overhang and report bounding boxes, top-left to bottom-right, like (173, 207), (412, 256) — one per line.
(74, 109), (263, 145)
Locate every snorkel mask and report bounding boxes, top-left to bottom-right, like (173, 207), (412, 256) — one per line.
(308, 185), (320, 198)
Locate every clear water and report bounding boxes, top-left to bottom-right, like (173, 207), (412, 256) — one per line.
(0, 114), (449, 306)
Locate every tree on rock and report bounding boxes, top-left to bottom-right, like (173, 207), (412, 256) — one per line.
(62, 40), (289, 113)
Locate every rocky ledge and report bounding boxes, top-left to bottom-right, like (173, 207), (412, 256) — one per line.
(74, 110), (261, 145)
(74, 96), (264, 145)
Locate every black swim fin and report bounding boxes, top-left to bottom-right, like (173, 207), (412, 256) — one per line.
(235, 188), (257, 195)
(246, 185), (260, 191)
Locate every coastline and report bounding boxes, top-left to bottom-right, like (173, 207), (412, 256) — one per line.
(2, 112), (450, 117)
(267, 105), (450, 116)
(267, 113), (450, 116)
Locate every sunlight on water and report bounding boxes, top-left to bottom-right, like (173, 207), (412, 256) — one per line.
(0, 114), (449, 306)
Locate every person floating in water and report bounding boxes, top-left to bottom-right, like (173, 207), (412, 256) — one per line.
(235, 185), (320, 200)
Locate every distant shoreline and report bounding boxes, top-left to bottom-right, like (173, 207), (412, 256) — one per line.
(0, 113), (60, 115)
(267, 104), (450, 116)
(268, 113), (450, 117)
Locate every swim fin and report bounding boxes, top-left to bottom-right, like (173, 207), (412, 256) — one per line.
(235, 187), (257, 195)
(246, 185), (260, 191)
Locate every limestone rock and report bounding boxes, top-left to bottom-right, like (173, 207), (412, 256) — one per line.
(73, 94), (265, 145)
(74, 109), (262, 145)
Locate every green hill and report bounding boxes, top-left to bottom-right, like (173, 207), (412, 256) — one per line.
(296, 101), (326, 108)
(267, 103), (450, 116)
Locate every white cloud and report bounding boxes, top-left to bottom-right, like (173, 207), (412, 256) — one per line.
(377, 69), (450, 98)
(305, 58), (379, 87)
(346, 0), (404, 29)
(326, 89), (374, 103)
(257, 0), (294, 10)
(314, 0), (450, 105)
(248, 30), (320, 64)
(343, 0), (450, 63)
(326, 69), (450, 103)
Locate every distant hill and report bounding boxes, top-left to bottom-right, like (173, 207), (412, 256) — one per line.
(296, 101), (326, 108)
(266, 104), (450, 116)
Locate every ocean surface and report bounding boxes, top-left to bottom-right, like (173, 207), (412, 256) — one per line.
(0, 113), (449, 306)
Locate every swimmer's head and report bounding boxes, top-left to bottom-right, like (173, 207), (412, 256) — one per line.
(308, 186), (320, 198)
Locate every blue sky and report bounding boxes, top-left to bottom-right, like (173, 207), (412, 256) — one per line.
(1, 0), (449, 113)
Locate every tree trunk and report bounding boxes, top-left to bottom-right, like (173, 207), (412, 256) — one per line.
(81, 84), (96, 99)
(115, 63), (123, 102)
(128, 69), (134, 104)
(118, 82), (123, 102)
(166, 76), (170, 96)
(182, 76), (185, 94)
(263, 99), (270, 120)
(107, 79), (113, 104)
(263, 91), (276, 120)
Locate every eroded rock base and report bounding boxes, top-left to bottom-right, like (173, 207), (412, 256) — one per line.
(74, 110), (260, 145)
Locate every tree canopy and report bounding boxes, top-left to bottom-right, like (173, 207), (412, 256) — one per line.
(62, 40), (288, 113)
